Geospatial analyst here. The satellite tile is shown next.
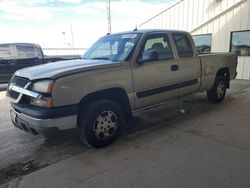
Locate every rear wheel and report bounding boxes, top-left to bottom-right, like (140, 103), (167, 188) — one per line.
(207, 76), (227, 103)
(78, 99), (123, 148)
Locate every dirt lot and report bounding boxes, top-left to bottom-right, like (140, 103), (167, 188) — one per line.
(1, 80), (250, 187)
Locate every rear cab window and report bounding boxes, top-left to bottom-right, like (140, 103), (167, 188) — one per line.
(173, 33), (194, 58)
(16, 45), (39, 59)
(0, 44), (12, 59)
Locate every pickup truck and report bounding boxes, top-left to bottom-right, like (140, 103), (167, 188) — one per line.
(0, 43), (80, 84)
(7, 29), (237, 148)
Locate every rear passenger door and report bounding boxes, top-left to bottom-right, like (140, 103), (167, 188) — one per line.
(172, 33), (201, 95)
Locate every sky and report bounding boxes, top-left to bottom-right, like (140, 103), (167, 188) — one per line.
(0, 0), (173, 49)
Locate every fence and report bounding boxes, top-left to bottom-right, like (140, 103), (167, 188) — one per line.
(43, 48), (88, 56)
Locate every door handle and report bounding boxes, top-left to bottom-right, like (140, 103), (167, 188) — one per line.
(171, 64), (179, 71)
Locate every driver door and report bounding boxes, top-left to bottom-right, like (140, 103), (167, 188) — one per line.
(132, 32), (180, 109)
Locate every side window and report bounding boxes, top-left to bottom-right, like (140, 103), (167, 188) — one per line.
(140, 33), (173, 61)
(16, 45), (38, 59)
(34, 46), (43, 58)
(230, 30), (250, 56)
(0, 44), (12, 59)
(173, 33), (194, 58)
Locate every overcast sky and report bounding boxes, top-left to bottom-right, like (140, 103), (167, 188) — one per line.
(0, 0), (173, 49)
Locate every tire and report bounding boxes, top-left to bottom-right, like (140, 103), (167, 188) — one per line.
(207, 76), (227, 103)
(78, 99), (123, 148)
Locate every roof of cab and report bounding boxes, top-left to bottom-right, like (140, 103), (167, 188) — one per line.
(0, 43), (41, 48)
(107, 29), (189, 36)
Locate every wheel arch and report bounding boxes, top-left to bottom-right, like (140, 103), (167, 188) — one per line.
(77, 88), (133, 126)
(216, 67), (230, 88)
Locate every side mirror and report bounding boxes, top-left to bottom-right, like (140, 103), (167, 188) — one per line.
(138, 50), (159, 64)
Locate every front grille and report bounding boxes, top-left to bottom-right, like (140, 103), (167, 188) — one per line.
(7, 76), (30, 100)
(12, 76), (29, 87)
(8, 89), (19, 99)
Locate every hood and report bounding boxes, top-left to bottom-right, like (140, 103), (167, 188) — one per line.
(15, 59), (121, 80)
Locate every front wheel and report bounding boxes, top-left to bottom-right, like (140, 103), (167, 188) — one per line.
(78, 99), (123, 148)
(207, 76), (227, 103)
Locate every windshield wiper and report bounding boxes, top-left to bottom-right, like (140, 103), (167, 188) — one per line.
(90, 57), (110, 60)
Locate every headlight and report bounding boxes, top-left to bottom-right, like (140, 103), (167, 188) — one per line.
(32, 80), (54, 93)
(30, 80), (54, 108)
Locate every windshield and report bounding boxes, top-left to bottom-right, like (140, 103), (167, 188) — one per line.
(83, 33), (141, 62)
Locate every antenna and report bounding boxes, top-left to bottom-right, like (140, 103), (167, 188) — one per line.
(133, 25), (138, 31)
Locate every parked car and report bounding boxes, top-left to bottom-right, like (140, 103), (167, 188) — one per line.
(0, 43), (80, 83)
(7, 29), (237, 148)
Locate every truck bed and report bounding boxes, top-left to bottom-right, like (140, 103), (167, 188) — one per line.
(199, 52), (237, 91)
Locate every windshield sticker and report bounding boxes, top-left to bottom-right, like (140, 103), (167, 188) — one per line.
(121, 34), (137, 39)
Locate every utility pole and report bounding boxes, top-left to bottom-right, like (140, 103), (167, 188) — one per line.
(106, 0), (111, 33)
(62, 31), (66, 47)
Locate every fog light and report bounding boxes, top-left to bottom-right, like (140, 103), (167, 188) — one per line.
(30, 97), (53, 108)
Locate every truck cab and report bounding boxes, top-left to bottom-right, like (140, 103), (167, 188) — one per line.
(131, 30), (201, 109)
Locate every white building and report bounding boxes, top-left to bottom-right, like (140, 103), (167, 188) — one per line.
(139, 0), (250, 80)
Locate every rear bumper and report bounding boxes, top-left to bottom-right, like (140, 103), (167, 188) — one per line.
(10, 103), (78, 136)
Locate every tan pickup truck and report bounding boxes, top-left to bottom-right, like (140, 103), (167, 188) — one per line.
(7, 29), (237, 148)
